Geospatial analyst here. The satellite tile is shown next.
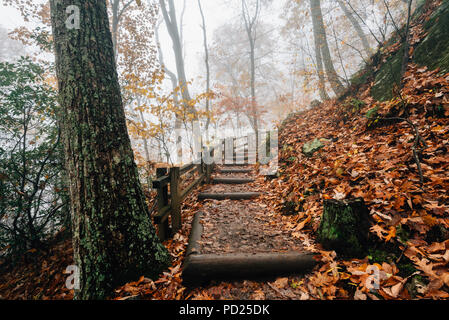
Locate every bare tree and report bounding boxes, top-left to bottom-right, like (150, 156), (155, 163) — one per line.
(336, 0), (371, 58)
(155, 20), (183, 162)
(310, 0), (345, 97)
(111, 0), (134, 57)
(241, 0), (261, 137)
(159, 0), (197, 119)
(198, 0), (211, 137)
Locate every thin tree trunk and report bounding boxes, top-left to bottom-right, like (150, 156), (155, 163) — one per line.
(155, 21), (183, 162)
(336, 0), (371, 58)
(50, 0), (170, 299)
(159, 0), (197, 119)
(242, 0), (260, 140)
(400, 0), (413, 84)
(110, 0), (133, 58)
(198, 0), (211, 140)
(314, 43), (329, 101)
(111, 0), (120, 58)
(310, 0), (345, 97)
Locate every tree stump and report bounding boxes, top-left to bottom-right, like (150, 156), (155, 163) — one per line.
(317, 198), (370, 257)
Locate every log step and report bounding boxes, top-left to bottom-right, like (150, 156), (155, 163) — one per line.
(183, 211), (317, 286)
(212, 177), (254, 184)
(183, 252), (316, 286)
(219, 168), (253, 173)
(198, 192), (261, 200)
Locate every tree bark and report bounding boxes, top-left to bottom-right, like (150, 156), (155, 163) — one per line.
(317, 198), (370, 257)
(400, 0), (413, 84)
(50, 0), (170, 299)
(310, 0), (345, 97)
(314, 43), (329, 101)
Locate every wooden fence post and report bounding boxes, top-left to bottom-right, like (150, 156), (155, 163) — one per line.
(221, 139), (225, 163)
(170, 167), (181, 233)
(156, 167), (170, 240)
(205, 147), (213, 184)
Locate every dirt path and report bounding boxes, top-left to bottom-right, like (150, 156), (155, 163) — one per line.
(197, 164), (305, 255)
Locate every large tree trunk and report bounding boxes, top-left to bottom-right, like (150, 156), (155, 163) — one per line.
(50, 0), (170, 299)
(310, 0), (345, 97)
(336, 0), (371, 58)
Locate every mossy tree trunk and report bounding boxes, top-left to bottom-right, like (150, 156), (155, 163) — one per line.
(49, 0), (170, 299)
(317, 198), (370, 257)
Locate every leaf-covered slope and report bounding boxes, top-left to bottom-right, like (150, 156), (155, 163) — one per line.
(352, 0), (449, 101)
(267, 63), (449, 299)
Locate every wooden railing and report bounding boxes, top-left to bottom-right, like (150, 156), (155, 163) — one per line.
(150, 133), (263, 241)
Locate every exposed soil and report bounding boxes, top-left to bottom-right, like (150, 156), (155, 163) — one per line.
(200, 183), (260, 193)
(197, 165), (304, 255)
(198, 199), (304, 254)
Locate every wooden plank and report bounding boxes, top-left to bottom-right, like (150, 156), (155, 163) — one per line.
(180, 173), (206, 201)
(170, 167), (181, 233)
(212, 177), (254, 184)
(156, 168), (170, 240)
(219, 168), (253, 173)
(180, 163), (195, 175)
(152, 175), (170, 189)
(153, 205), (171, 224)
(198, 192), (261, 200)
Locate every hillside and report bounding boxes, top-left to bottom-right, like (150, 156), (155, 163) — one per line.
(259, 0), (449, 299)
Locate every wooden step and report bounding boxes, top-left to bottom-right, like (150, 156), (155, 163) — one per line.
(219, 168), (253, 173)
(183, 252), (317, 286)
(212, 177), (255, 184)
(221, 163), (253, 167)
(182, 212), (317, 286)
(198, 192), (261, 200)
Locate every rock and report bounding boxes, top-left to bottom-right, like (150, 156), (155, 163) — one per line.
(302, 138), (325, 157)
(317, 198), (370, 258)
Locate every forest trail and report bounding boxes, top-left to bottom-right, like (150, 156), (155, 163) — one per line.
(182, 160), (316, 286)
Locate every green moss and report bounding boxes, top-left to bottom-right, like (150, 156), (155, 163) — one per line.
(317, 199), (370, 257)
(371, 48), (404, 101)
(414, 2), (449, 73)
(350, 69), (372, 88)
(365, 106), (379, 119)
(371, 1), (449, 101)
(397, 262), (417, 278)
(367, 248), (393, 264)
